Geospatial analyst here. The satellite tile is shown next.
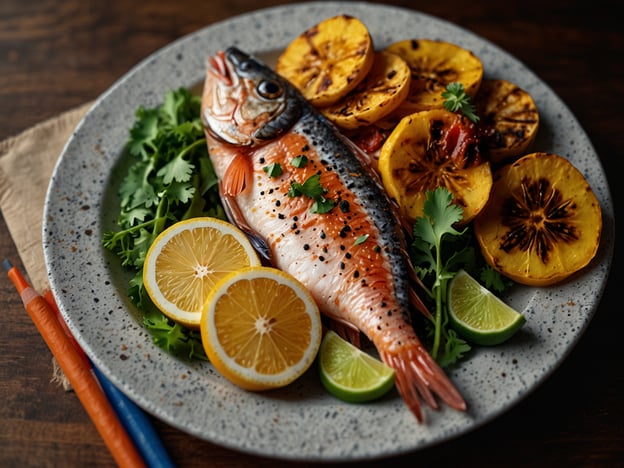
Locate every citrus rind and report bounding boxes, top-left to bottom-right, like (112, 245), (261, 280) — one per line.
(474, 152), (602, 286)
(318, 330), (395, 403)
(143, 217), (261, 328)
(378, 108), (492, 224)
(448, 270), (526, 346)
(201, 266), (322, 391)
(384, 38), (483, 117)
(275, 15), (375, 106)
(320, 51), (411, 129)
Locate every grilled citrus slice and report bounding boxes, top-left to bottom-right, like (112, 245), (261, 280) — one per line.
(381, 39), (483, 123)
(448, 270), (526, 346)
(143, 217), (261, 328)
(320, 51), (411, 129)
(474, 152), (602, 286)
(275, 15), (375, 106)
(378, 108), (491, 224)
(200, 266), (322, 391)
(318, 330), (395, 403)
(475, 79), (540, 165)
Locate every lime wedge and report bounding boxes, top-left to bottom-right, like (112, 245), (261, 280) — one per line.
(318, 330), (395, 403)
(448, 269), (526, 346)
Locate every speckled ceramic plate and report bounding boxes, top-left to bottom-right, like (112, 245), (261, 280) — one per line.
(43, 1), (614, 462)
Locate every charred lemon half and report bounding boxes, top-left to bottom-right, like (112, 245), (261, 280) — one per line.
(378, 108), (491, 224)
(475, 79), (540, 165)
(275, 15), (375, 107)
(474, 152), (602, 286)
(320, 51), (411, 130)
(382, 39), (483, 121)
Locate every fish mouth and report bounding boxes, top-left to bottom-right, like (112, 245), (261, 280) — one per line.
(207, 50), (235, 86)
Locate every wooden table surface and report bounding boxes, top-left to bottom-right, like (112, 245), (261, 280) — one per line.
(1, 0), (622, 466)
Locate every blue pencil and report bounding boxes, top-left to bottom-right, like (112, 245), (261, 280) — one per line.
(41, 288), (176, 468)
(91, 364), (176, 468)
(3, 258), (175, 468)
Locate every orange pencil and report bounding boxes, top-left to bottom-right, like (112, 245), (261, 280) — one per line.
(4, 259), (146, 468)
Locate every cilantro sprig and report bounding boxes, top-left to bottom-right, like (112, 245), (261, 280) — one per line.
(411, 188), (471, 366)
(410, 187), (512, 367)
(102, 88), (226, 359)
(442, 82), (479, 123)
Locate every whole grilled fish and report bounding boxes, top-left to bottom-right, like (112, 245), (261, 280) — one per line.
(201, 46), (466, 421)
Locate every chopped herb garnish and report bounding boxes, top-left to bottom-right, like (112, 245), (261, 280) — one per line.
(288, 174), (336, 213)
(442, 82), (479, 123)
(311, 197), (336, 214)
(290, 155), (309, 168)
(263, 162), (283, 178)
(354, 234), (369, 245)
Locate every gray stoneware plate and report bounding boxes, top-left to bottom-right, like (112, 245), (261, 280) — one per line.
(43, 1), (615, 462)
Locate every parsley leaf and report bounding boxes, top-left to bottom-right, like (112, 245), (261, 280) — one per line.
(442, 82), (479, 123)
(263, 163), (283, 178)
(102, 87), (225, 360)
(290, 155), (309, 168)
(354, 234), (369, 245)
(287, 174), (336, 213)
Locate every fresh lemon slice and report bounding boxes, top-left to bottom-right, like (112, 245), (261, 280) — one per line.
(201, 266), (322, 391)
(143, 217), (261, 329)
(448, 269), (526, 346)
(318, 330), (395, 403)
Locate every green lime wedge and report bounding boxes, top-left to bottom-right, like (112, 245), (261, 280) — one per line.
(318, 330), (395, 403)
(448, 269), (526, 346)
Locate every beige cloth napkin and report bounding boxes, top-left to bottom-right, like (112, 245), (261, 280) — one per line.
(0, 102), (93, 292)
(1, 103), (94, 388)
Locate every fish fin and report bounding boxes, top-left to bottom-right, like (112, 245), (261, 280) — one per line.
(379, 343), (466, 423)
(220, 189), (273, 262)
(409, 288), (432, 320)
(222, 153), (251, 196)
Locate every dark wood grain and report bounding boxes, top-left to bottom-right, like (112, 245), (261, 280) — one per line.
(1, 1), (622, 466)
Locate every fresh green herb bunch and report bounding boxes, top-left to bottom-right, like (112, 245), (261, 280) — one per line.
(102, 88), (225, 360)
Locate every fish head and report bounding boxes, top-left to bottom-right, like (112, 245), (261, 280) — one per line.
(202, 47), (302, 146)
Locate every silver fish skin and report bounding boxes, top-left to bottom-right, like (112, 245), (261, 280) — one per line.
(201, 46), (466, 422)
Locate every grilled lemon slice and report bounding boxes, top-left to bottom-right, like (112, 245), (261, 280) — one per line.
(378, 108), (491, 224)
(382, 39), (483, 122)
(320, 51), (411, 129)
(474, 152), (602, 286)
(475, 79), (540, 165)
(276, 15), (375, 106)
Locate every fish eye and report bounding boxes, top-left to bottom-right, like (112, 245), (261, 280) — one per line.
(257, 80), (283, 99)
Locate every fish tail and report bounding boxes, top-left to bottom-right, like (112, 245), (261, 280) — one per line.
(379, 343), (466, 422)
